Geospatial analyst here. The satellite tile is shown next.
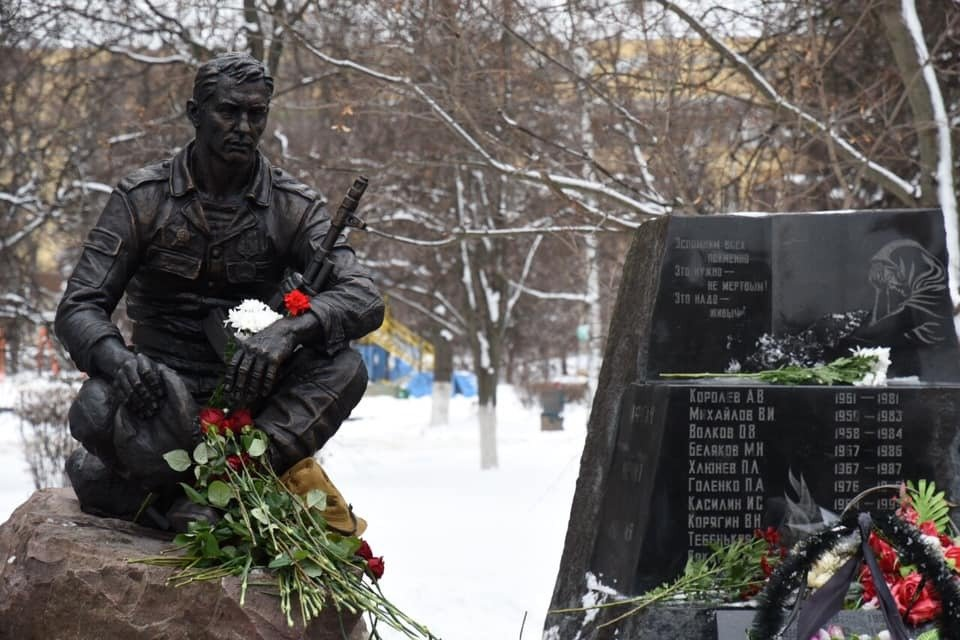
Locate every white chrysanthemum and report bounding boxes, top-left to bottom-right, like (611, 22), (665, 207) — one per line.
(807, 550), (854, 589)
(851, 346), (891, 387)
(225, 299), (282, 338)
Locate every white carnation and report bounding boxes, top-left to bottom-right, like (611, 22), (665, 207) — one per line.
(225, 299), (282, 338)
(851, 346), (891, 387)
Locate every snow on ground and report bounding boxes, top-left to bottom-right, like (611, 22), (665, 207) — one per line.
(0, 377), (588, 640)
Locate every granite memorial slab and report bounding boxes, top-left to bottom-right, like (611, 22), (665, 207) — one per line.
(546, 209), (960, 640)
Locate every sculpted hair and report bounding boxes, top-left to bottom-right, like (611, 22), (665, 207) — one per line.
(193, 52), (274, 107)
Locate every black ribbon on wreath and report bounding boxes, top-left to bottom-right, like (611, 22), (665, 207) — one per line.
(795, 513), (910, 640)
(749, 512), (960, 640)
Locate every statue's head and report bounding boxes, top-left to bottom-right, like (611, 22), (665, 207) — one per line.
(187, 52), (274, 165)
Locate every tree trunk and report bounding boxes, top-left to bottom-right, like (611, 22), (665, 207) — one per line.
(476, 365), (498, 470)
(430, 329), (453, 426)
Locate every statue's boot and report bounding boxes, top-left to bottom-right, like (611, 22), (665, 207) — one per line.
(65, 448), (164, 526)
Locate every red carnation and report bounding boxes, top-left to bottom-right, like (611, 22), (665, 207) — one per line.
(199, 407), (226, 434)
(356, 540), (374, 561)
(284, 289), (311, 316)
(754, 526), (780, 548)
(367, 556), (385, 579)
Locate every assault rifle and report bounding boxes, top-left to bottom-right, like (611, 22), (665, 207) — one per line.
(270, 175), (369, 306)
(204, 176), (369, 361)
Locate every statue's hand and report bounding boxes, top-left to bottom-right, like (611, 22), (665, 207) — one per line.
(113, 352), (166, 417)
(225, 317), (299, 406)
(90, 338), (166, 417)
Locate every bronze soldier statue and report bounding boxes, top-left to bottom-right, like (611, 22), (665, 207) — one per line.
(55, 52), (383, 529)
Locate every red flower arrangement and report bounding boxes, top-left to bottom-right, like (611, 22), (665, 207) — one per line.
(283, 289), (311, 316)
(857, 497), (958, 626)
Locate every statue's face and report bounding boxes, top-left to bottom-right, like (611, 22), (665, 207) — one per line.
(194, 78), (270, 165)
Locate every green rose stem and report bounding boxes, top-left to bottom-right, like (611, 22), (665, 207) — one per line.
(661, 353), (882, 386)
(132, 425), (435, 640)
(550, 537), (779, 629)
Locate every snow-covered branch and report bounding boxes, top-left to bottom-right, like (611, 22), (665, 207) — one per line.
(504, 235), (543, 325)
(505, 281), (592, 302)
(293, 32), (668, 217)
(107, 46), (193, 66)
(367, 224), (623, 247)
(657, 0), (919, 205)
(384, 288), (465, 337)
(900, 0), (959, 330)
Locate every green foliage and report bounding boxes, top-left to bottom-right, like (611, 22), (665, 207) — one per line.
(662, 351), (882, 385)
(163, 449), (191, 472)
(908, 479), (952, 533)
(551, 532), (785, 629)
(139, 415), (435, 639)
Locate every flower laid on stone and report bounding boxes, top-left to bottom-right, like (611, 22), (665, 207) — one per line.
(145, 408), (432, 638)
(137, 299), (434, 638)
(856, 482), (957, 628)
(662, 347), (892, 386)
(561, 480), (958, 639)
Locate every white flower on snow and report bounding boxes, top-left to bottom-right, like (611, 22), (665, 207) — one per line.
(851, 346), (891, 387)
(225, 299), (282, 339)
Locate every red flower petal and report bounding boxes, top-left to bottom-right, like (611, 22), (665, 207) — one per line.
(284, 289), (311, 316)
(367, 556), (385, 579)
(356, 540), (374, 561)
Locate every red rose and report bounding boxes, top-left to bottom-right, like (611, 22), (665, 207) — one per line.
(891, 573), (942, 625)
(367, 556), (385, 579)
(226, 453), (251, 471)
(356, 540), (374, 561)
(224, 408), (253, 434)
(920, 520), (939, 537)
(284, 289), (311, 316)
(199, 407), (226, 434)
(868, 532), (900, 574)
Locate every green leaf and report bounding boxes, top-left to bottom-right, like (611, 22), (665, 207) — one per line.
(300, 560), (324, 578)
(250, 507), (270, 525)
(179, 482), (209, 506)
(917, 630), (940, 640)
(163, 450), (192, 472)
(292, 548), (310, 562)
(207, 480), (233, 508)
(908, 479), (952, 533)
(192, 442), (210, 465)
(268, 553), (292, 568)
(305, 489), (327, 510)
(200, 531), (220, 558)
(247, 438), (267, 458)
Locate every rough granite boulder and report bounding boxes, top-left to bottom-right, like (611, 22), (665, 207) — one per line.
(0, 489), (365, 640)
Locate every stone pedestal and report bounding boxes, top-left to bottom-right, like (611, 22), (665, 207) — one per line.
(0, 489), (366, 640)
